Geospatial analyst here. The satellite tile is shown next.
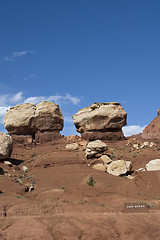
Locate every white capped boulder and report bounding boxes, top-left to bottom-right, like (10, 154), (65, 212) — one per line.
(86, 140), (108, 159)
(73, 102), (127, 140)
(146, 159), (160, 171)
(0, 132), (13, 160)
(107, 160), (132, 176)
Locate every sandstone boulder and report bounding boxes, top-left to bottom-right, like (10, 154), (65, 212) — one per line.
(73, 102), (127, 140)
(0, 132), (13, 160)
(142, 108), (160, 139)
(66, 143), (79, 151)
(86, 140), (107, 159)
(146, 159), (160, 171)
(92, 163), (107, 172)
(107, 160), (132, 176)
(34, 101), (63, 132)
(3, 101), (64, 145)
(4, 103), (35, 134)
(99, 155), (112, 164)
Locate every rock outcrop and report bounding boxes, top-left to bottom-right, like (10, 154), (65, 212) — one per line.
(4, 101), (63, 145)
(0, 132), (13, 160)
(142, 108), (160, 139)
(73, 102), (127, 140)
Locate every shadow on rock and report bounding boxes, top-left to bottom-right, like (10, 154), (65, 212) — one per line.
(9, 158), (24, 166)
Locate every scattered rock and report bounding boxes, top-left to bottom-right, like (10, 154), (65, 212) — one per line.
(4, 161), (12, 167)
(73, 102), (127, 140)
(107, 160), (132, 176)
(136, 168), (146, 172)
(86, 140), (108, 159)
(141, 141), (150, 148)
(0, 132), (13, 160)
(146, 159), (160, 171)
(133, 143), (139, 150)
(22, 166), (28, 172)
(99, 155), (112, 164)
(150, 142), (156, 148)
(66, 143), (79, 151)
(92, 163), (107, 172)
(126, 175), (135, 180)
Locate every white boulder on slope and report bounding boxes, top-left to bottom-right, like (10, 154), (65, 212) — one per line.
(0, 132), (13, 160)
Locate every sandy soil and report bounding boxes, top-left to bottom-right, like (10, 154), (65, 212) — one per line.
(0, 135), (160, 239)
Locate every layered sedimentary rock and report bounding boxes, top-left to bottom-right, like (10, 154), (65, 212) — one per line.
(0, 132), (13, 159)
(142, 108), (160, 139)
(4, 101), (63, 145)
(73, 102), (127, 140)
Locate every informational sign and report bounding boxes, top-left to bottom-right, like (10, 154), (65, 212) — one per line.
(123, 202), (148, 213)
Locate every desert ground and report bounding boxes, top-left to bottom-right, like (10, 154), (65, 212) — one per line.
(0, 135), (160, 240)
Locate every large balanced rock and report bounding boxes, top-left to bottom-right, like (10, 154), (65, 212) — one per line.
(73, 102), (127, 140)
(146, 159), (160, 171)
(107, 160), (132, 176)
(0, 132), (13, 160)
(4, 103), (35, 134)
(4, 101), (63, 145)
(86, 140), (108, 159)
(142, 108), (160, 139)
(34, 101), (63, 132)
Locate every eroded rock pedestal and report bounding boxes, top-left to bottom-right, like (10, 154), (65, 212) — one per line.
(4, 101), (63, 146)
(73, 102), (127, 141)
(142, 108), (160, 139)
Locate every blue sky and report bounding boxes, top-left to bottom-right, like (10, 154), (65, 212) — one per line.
(0, 0), (160, 136)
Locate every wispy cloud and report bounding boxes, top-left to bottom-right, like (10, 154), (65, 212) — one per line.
(122, 125), (146, 137)
(4, 50), (29, 61)
(0, 92), (81, 129)
(24, 93), (81, 105)
(24, 74), (35, 81)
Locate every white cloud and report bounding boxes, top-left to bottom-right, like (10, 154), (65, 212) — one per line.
(24, 93), (80, 105)
(24, 74), (35, 81)
(11, 92), (24, 103)
(0, 92), (81, 131)
(4, 50), (27, 61)
(122, 125), (146, 137)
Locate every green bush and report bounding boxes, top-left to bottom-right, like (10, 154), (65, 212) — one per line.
(87, 176), (96, 187)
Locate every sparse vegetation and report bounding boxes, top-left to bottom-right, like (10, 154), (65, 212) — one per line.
(87, 176), (96, 187)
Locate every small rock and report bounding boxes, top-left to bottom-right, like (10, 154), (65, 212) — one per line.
(92, 163), (107, 172)
(146, 159), (160, 171)
(99, 155), (112, 164)
(4, 161), (12, 167)
(150, 142), (156, 148)
(126, 175), (135, 180)
(65, 143), (79, 151)
(22, 166), (28, 172)
(133, 143), (139, 150)
(136, 168), (146, 172)
(141, 141), (150, 148)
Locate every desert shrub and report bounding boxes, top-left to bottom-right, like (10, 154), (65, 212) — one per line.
(87, 176), (96, 187)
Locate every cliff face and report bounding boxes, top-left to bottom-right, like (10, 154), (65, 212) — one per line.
(142, 108), (160, 139)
